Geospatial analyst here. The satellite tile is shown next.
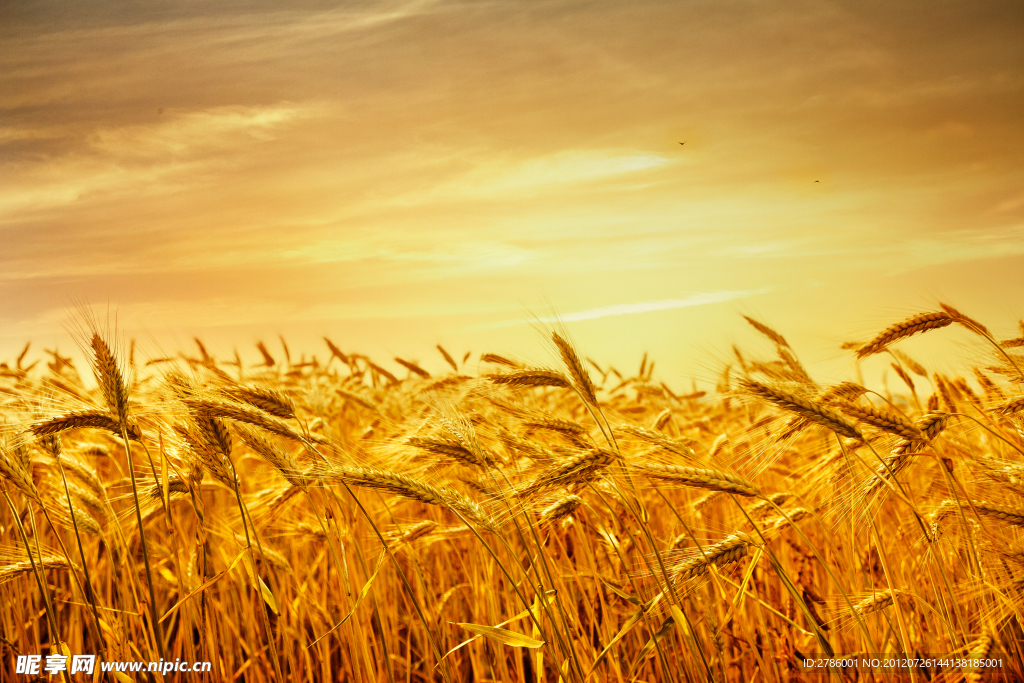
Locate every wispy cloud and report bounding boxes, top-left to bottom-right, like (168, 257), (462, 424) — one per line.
(894, 226), (1024, 271)
(479, 288), (772, 330)
(91, 104), (313, 158)
(546, 289), (773, 322)
(0, 103), (321, 217)
(402, 150), (675, 205)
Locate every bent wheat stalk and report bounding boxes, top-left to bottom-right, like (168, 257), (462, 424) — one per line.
(673, 532), (754, 582)
(0, 544), (79, 585)
(631, 463), (760, 497)
(856, 312), (954, 358)
(517, 448), (618, 499)
(489, 369), (571, 388)
(739, 380), (864, 442)
(316, 464), (495, 531)
(836, 402), (921, 441)
(30, 410), (142, 441)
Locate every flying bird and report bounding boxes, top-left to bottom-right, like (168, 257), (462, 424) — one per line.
(814, 180), (819, 183)
(679, 141), (686, 145)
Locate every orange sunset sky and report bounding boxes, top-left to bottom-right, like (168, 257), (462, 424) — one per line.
(2, 1), (1023, 388)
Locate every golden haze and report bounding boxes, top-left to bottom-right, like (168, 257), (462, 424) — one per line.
(0, 1), (1022, 383)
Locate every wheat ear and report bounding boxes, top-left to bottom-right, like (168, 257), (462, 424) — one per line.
(673, 532), (754, 582)
(316, 464), (495, 531)
(489, 369), (571, 388)
(740, 380), (864, 441)
(553, 332), (599, 406)
(632, 463), (760, 497)
(0, 545), (80, 585)
(835, 401), (922, 440)
(30, 410), (142, 441)
(856, 312), (954, 358)
(223, 385), (296, 419)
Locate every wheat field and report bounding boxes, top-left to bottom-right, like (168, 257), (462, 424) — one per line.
(1, 307), (1023, 682)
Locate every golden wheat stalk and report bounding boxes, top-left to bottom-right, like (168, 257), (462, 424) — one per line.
(0, 545), (80, 585)
(694, 490), (726, 512)
(0, 440), (41, 503)
(966, 634), (997, 683)
(522, 416), (588, 437)
(927, 500), (959, 540)
(175, 424), (234, 486)
(223, 385), (296, 419)
(316, 463), (495, 530)
(184, 397), (306, 443)
(835, 401), (922, 440)
(494, 426), (556, 463)
(91, 333), (130, 424)
(386, 520), (439, 547)
(617, 424), (697, 459)
(972, 502), (1024, 528)
(774, 382), (864, 440)
(246, 483), (304, 526)
(489, 369), (571, 388)
(52, 453), (105, 502)
(890, 363), (915, 391)
(891, 349), (928, 376)
(934, 374), (958, 411)
(746, 492), (792, 518)
(856, 312), (954, 358)
(979, 462), (1024, 494)
(743, 316), (790, 348)
(673, 532), (754, 582)
(58, 480), (106, 525)
(818, 381), (869, 404)
(395, 357), (431, 379)
(939, 302), (990, 336)
(995, 395), (1024, 415)
(335, 388), (379, 412)
(739, 379), (865, 441)
(407, 436), (485, 468)
(364, 360), (398, 385)
(538, 495), (583, 525)
(552, 332), (599, 406)
(420, 375), (473, 393)
(631, 463), (760, 497)
(860, 415), (945, 500)
(234, 424), (307, 489)
(46, 487), (102, 535)
(436, 344), (459, 371)
(438, 413), (493, 467)
(916, 412), (949, 439)
(849, 589), (907, 616)
(764, 507), (811, 536)
(30, 410), (143, 441)
(480, 353), (519, 367)
(145, 476), (191, 499)
(517, 448), (617, 498)
(323, 337), (348, 363)
(195, 414), (233, 458)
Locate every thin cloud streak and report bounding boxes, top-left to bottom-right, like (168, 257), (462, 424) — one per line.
(549, 289), (774, 322)
(480, 288), (773, 330)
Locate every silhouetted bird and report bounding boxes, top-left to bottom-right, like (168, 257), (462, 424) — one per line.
(814, 180), (819, 183)
(679, 141), (686, 145)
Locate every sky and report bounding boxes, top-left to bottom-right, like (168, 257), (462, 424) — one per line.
(2, 0), (1023, 388)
